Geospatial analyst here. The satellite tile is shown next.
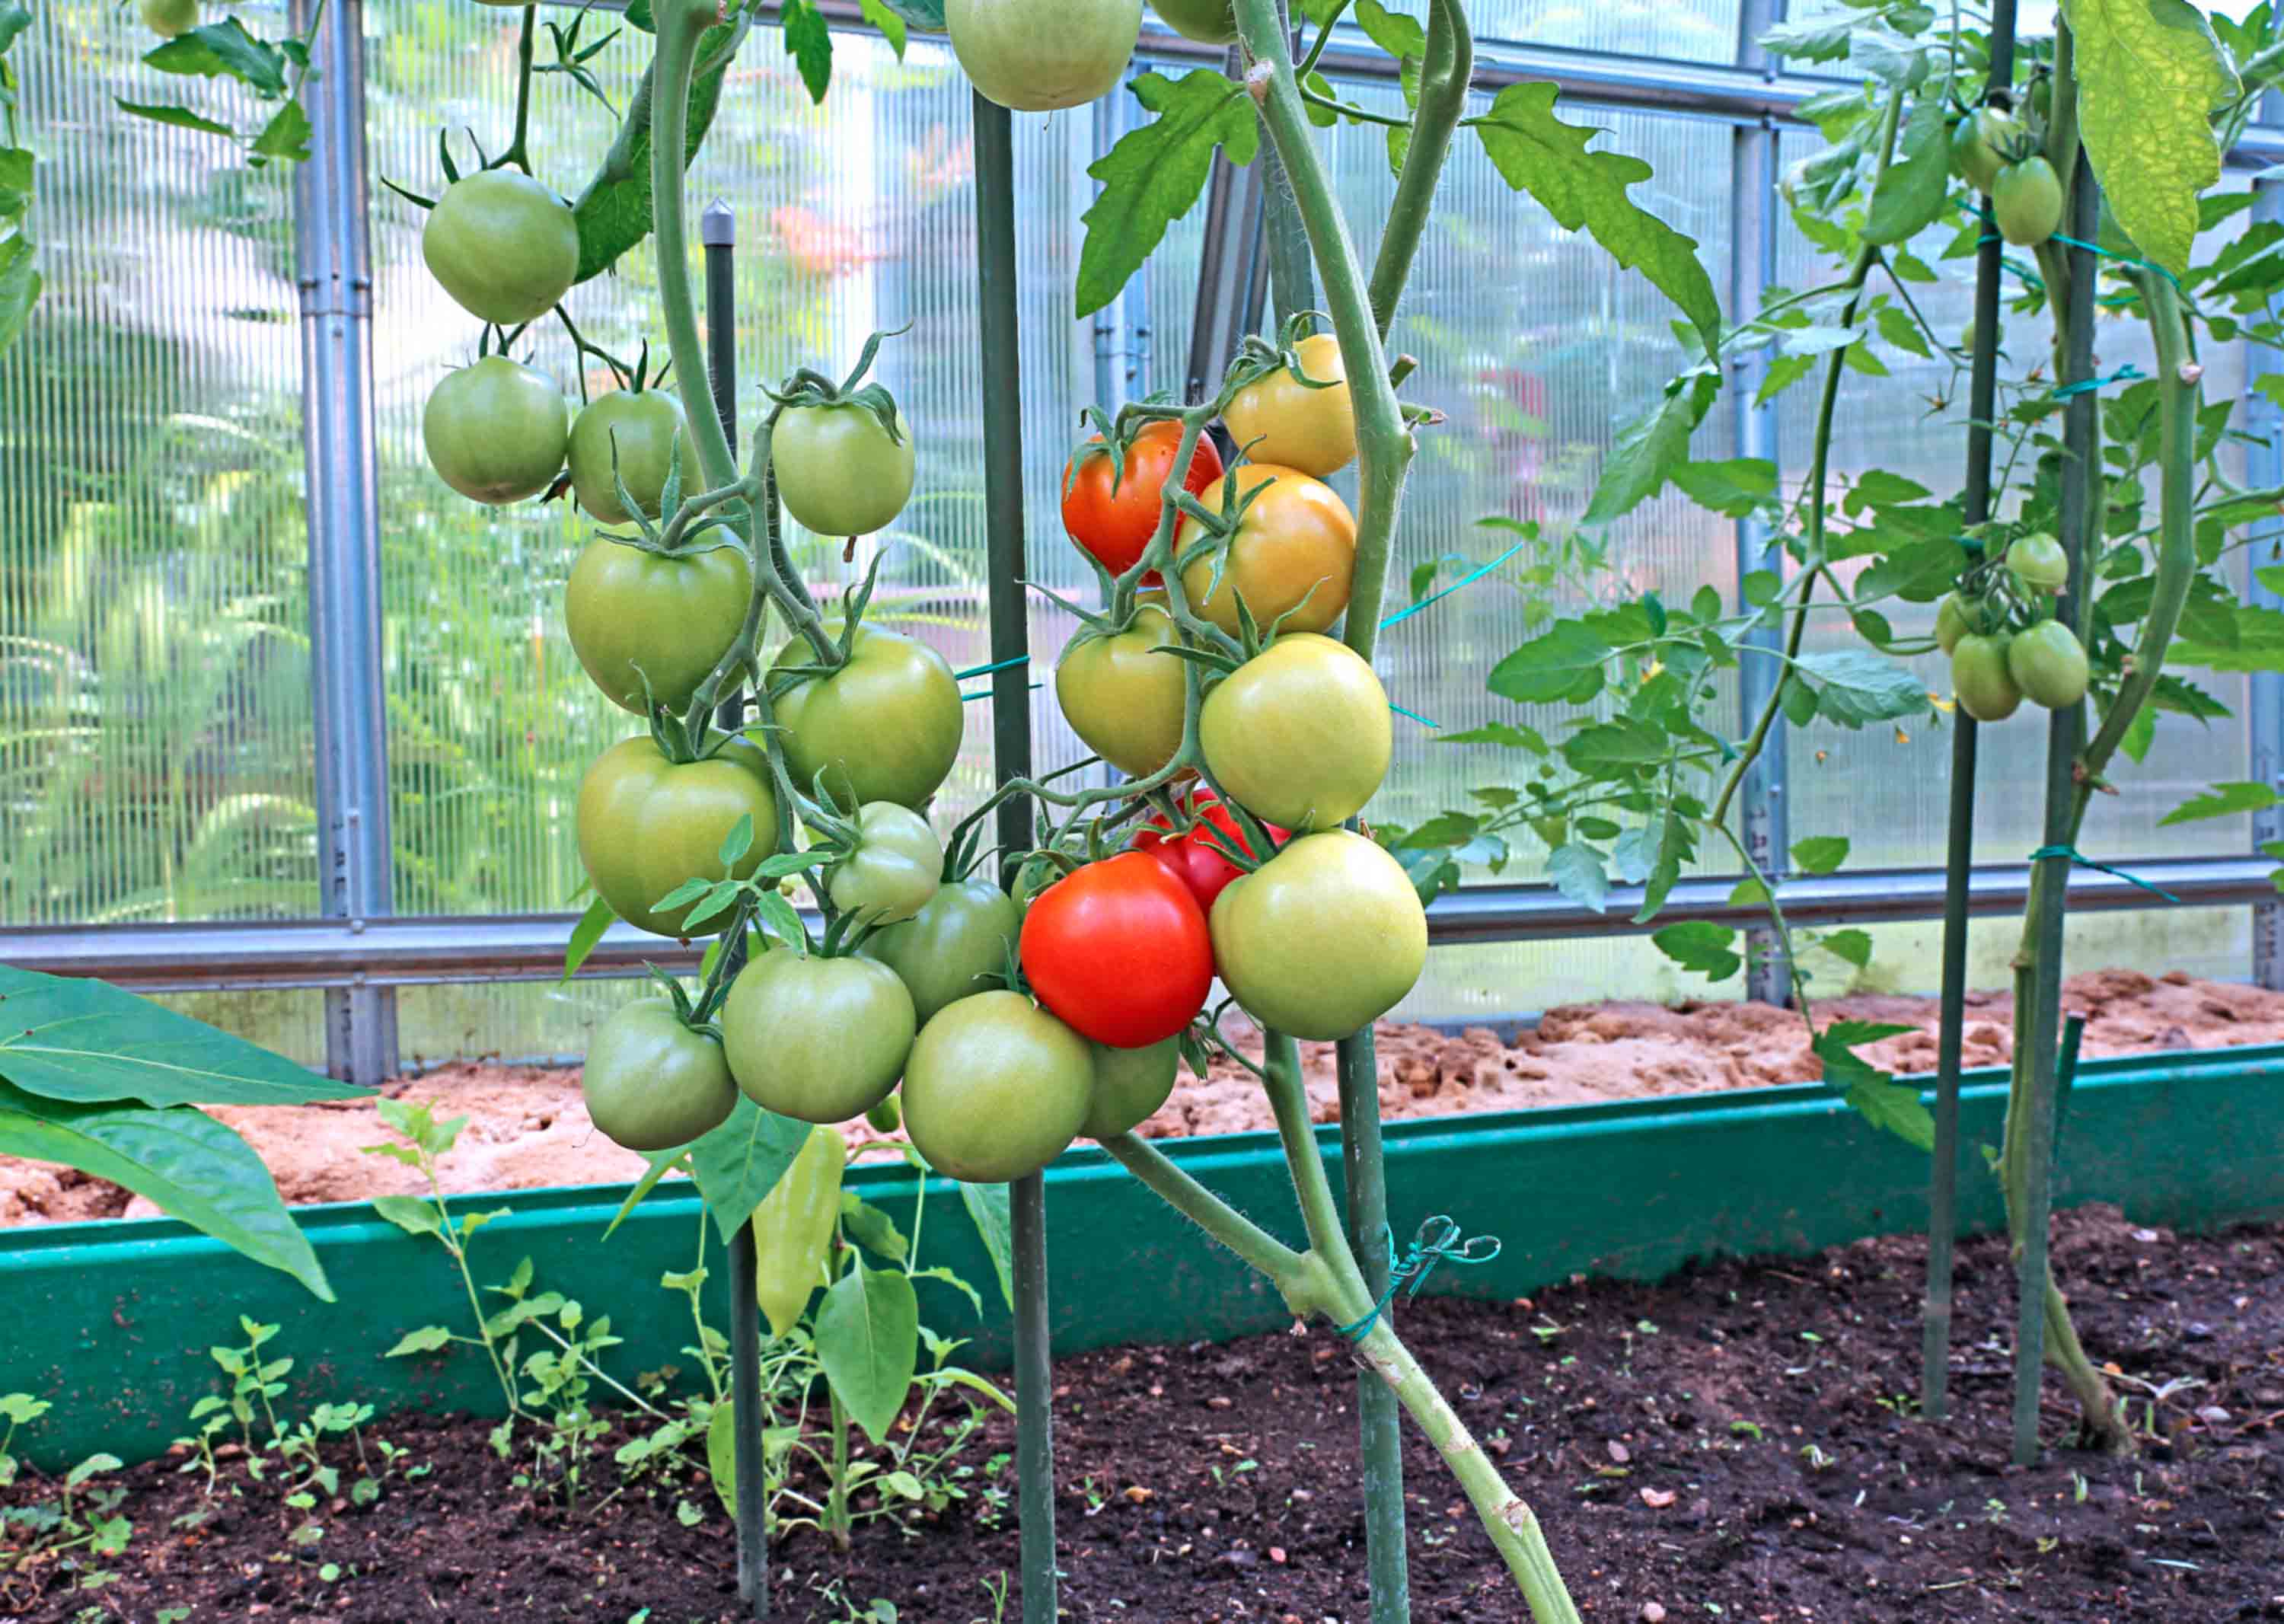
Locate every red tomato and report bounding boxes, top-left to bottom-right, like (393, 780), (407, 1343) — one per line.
(1132, 789), (1285, 913)
(1019, 851), (1212, 1048)
(1061, 420), (1224, 579)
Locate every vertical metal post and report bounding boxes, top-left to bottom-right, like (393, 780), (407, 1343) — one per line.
(705, 202), (767, 1620)
(1185, 57), (1267, 405)
(1922, 0), (2015, 1421)
(972, 91), (1057, 1624)
(1732, 0), (1786, 1007)
(2247, 90), (2284, 991)
(1093, 90), (1151, 410)
(292, 0), (396, 1085)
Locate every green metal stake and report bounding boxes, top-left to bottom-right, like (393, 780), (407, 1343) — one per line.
(2050, 1013), (2086, 1173)
(971, 88), (1057, 1624)
(1922, 0), (2015, 1424)
(2011, 152), (2101, 1468)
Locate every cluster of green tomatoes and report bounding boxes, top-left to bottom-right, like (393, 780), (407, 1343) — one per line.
(1937, 532), (2091, 723)
(1951, 91), (2065, 248)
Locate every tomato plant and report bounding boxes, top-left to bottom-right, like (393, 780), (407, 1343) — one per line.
(565, 538), (751, 715)
(946, 0), (1142, 113)
(576, 735), (780, 936)
(775, 401), (915, 538)
(822, 802), (943, 926)
(422, 355), (568, 506)
(770, 625), (965, 809)
(722, 951), (916, 1125)
(1132, 787), (1284, 913)
(861, 878), (1020, 1026)
(1019, 852), (1212, 1048)
(1054, 601), (1188, 777)
(899, 990), (1096, 1182)
(580, 999), (738, 1152)
(1223, 332), (1357, 477)
(1199, 633), (1390, 831)
(1062, 420), (1224, 579)
(1176, 464), (1357, 637)
(423, 171), (581, 327)
(569, 388), (691, 523)
(1210, 831), (1428, 1042)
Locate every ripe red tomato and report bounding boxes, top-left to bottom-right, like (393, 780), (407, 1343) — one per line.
(1019, 851), (1212, 1048)
(1061, 420), (1223, 579)
(1132, 789), (1284, 913)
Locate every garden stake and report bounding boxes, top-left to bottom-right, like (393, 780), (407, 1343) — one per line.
(2010, 151), (2099, 1468)
(2050, 1013), (2086, 1174)
(1923, 0), (2017, 1425)
(971, 88), (1058, 1624)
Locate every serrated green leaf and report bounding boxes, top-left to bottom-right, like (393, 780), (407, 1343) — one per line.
(781, 0), (832, 103)
(2065, 0), (2238, 276)
(1843, 1073), (1935, 1150)
(1863, 90), (1949, 245)
(1583, 368), (1721, 523)
(1651, 920), (1740, 981)
(1792, 650), (1927, 729)
(384, 1326), (453, 1358)
(113, 100), (235, 137)
(569, 22), (736, 283)
(562, 895), (617, 984)
(1545, 843), (1609, 913)
(250, 97), (311, 164)
(1819, 927), (1874, 969)
(1473, 83), (1721, 356)
(1669, 457), (1778, 518)
(1077, 72), (1256, 321)
(856, 0), (908, 55)
(1790, 834), (1850, 875)
(2158, 780), (2279, 825)
(142, 19), (287, 94)
(370, 1195), (441, 1236)
(1486, 621), (1613, 705)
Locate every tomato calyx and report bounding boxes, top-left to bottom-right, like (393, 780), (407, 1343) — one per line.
(761, 324), (910, 451)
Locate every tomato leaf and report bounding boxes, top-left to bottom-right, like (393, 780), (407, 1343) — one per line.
(249, 97), (311, 165)
(0, 227), (40, 359)
(1790, 834), (1850, 875)
(780, 0), (832, 104)
(856, 0), (908, 56)
(1861, 89), (1949, 246)
(383, 1326), (453, 1358)
(370, 1195), (442, 1236)
(1819, 927), (1874, 969)
(2064, 0), (2238, 277)
(1077, 71), (1258, 321)
(871, 0), (943, 27)
(813, 1256), (920, 1446)
(687, 1098), (809, 1244)
(1545, 842), (1610, 914)
(1632, 809), (1693, 924)
(1651, 920), (1740, 981)
(1667, 457), (1778, 518)
(142, 19), (288, 95)
(2158, 780), (2281, 825)
(957, 1179), (1016, 1312)
(0, 1080), (334, 1300)
(1472, 82), (1721, 359)
(113, 99), (235, 138)
(569, 21), (737, 283)
(1582, 366), (1721, 524)
(561, 895), (618, 984)
(1791, 650), (1927, 729)
(1810, 1019), (1932, 1147)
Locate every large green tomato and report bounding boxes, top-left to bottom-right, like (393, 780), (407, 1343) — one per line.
(1935, 592), (1979, 656)
(1147, 0), (1236, 44)
(2007, 533), (2069, 594)
(901, 991), (1096, 1182)
(140, 0), (197, 37)
(770, 625), (964, 809)
(723, 952), (916, 1125)
(569, 389), (691, 524)
(582, 1000), (738, 1152)
(2008, 621), (2090, 709)
(862, 879), (1020, 1027)
(576, 736), (780, 936)
(422, 171), (580, 326)
(946, 0), (1140, 111)
(1993, 155), (2063, 247)
(774, 403), (915, 538)
(825, 802), (943, 925)
(1054, 601), (1187, 777)
(1083, 1036), (1179, 1139)
(1950, 633), (2024, 722)
(1201, 633), (1391, 830)
(423, 356), (568, 506)
(1211, 831), (1427, 1042)
(1949, 107), (2021, 193)
(566, 537), (751, 715)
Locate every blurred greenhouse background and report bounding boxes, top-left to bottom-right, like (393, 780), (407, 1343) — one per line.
(2, 0), (2279, 1082)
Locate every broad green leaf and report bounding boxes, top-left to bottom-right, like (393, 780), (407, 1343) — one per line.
(781, 0), (832, 103)
(1759, 14), (1857, 60)
(1439, 720), (1550, 751)
(1582, 368), (1721, 523)
(603, 1147), (690, 1240)
(874, 0), (943, 27)
(1545, 842), (1609, 913)
(1077, 72), (1256, 321)
(1791, 650), (1927, 729)
(2158, 780), (2279, 825)
(1862, 89), (1949, 245)
(1819, 927), (1874, 968)
(1473, 84), (1721, 356)
(1486, 621), (1613, 705)
(1669, 457), (1778, 518)
(569, 21), (737, 283)
(370, 1195), (442, 1236)
(250, 97), (311, 164)
(561, 895), (617, 984)
(1811, 1019), (1932, 1149)
(1651, 920), (1740, 981)
(1562, 718), (1670, 771)
(2117, 700), (2159, 764)
(687, 1097), (808, 1244)
(812, 1257), (920, 1446)
(1790, 835), (1850, 875)
(1632, 809), (1692, 924)
(858, 0), (911, 53)
(1727, 876), (1770, 907)
(0, 1080), (333, 1300)
(142, 19), (287, 94)
(841, 1193), (910, 1262)
(2171, 605), (2284, 672)
(0, 232), (43, 357)
(957, 1179), (1015, 1313)
(114, 100), (234, 137)
(0, 965), (368, 1108)
(2064, 0), (2238, 276)
(384, 1326), (452, 1358)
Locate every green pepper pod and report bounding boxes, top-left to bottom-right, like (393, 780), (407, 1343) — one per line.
(751, 1125), (847, 1337)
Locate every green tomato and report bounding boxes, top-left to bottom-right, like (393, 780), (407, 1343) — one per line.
(774, 402), (915, 538)
(1147, 0), (1236, 45)
(861, 879), (1020, 1027)
(723, 952), (917, 1125)
(1210, 831), (1427, 1042)
(1935, 593), (1979, 656)
(1949, 107), (2021, 193)
(576, 735), (780, 936)
(901, 991), (1095, 1182)
(581, 1000), (738, 1153)
(2029, 73), (2053, 123)
(1950, 633), (2024, 723)
(566, 537), (751, 716)
(770, 625), (965, 809)
(1055, 602), (1188, 778)
(2008, 620), (2090, 709)
(140, 0), (197, 37)
(946, 0), (1141, 112)
(1083, 1035), (1179, 1139)
(569, 389), (691, 524)
(825, 802), (943, 926)
(1201, 633), (1391, 831)
(2007, 532), (2069, 594)
(1993, 155), (2064, 246)
(421, 171), (580, 327)
(422, 355), (568, 506)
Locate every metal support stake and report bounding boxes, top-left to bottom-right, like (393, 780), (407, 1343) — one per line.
(292, 0), (396, 1085)
(2247, 91), (2284, 991)
(1184, 57), (1267, 404)
(1093, 89), (1152, 410)
(1923, 0), (2014, 1422)
(972, 91), (1057, 1624)
(703, 202), (767, 1620)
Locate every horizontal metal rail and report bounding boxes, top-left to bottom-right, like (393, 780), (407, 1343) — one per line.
(1, 854), (2266, 993)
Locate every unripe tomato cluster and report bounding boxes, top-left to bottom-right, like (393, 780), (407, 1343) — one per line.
(1948, 101), (2062, 247)
(1939, 533), (2091, 723)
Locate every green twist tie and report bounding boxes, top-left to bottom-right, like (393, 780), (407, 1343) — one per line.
(1379, 535), (1533, 630)
(2052, 363), (2144, 400)
(2027, 844), (2181, 903)
(954, 652), (1030, 681)
(1335, 1215), (1501, 1343)
(2047, 231), (2184, 290)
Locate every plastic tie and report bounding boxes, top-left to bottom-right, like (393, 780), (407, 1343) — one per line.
(2026, 844), (2181, 903)
(961, 679), (1043, 704)
(1380, 536), (1533, 630)
(1388, 700), (1441, 730)
(954, 653), (1030, 681)
(1335, 1215), (1501, 1343)
(2052, 363), (2145, 400)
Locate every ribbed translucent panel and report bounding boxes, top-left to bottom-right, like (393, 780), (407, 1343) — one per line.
(1469, 0), (1743, 62)
(0, 0), (316, 931)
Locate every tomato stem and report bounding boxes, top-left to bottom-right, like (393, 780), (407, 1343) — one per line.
(1093, 1132), (1313, 1307)
(1364, 0), (1471, 339)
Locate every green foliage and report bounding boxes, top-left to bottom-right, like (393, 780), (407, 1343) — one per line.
(1076, 71), (1259, 320)
(2065, 0), (2238, 276)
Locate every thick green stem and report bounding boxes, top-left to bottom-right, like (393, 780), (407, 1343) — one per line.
(1096, 1132), (1319, 1308)
(1365, 0), (1472, 337)
(649, 0), (741, 496)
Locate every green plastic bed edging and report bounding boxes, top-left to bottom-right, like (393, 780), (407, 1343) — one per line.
(4, 1045), (2281, 1469)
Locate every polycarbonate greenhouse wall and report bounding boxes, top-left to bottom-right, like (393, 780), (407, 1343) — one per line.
(2, 0), (2280, 1084)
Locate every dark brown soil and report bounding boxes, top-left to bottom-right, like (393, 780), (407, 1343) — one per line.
(8, 1205), (2282, 1622)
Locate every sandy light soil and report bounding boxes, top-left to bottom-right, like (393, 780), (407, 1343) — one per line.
(5, 966), (2279, 1228)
